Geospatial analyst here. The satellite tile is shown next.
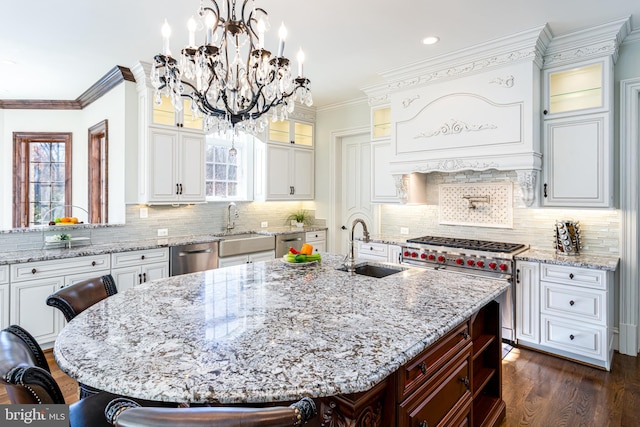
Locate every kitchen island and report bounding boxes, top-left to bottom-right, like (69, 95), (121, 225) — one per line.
(54, 253), (508, 426)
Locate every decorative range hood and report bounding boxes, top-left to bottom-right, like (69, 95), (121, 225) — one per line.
(363, 25), (551, 206)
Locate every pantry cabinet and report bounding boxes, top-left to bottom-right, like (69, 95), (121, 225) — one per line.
(541, 57), (613, 208)
(144, 128), (206, 204)
(515, 260), (615, 370)
(111, 248), (169, 291)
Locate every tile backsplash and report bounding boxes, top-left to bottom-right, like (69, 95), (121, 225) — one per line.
(380, 171), (620, 256)
(0, 201), (318, 252)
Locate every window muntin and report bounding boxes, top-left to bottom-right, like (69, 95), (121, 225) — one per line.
(205, 132), (253, 201)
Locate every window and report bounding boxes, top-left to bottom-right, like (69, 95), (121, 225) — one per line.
(205, 132), (254, 201)
(13, 132), (72, 227)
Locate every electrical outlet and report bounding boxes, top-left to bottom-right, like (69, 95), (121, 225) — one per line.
(139, 207), (148, 218)
(261, 221), (268, 228)
(157, 228), (168, 237)
(400, 227), (409, 235)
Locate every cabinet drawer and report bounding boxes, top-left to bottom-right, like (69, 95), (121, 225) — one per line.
(10, 255), (111, 282)
(397, 321), (471, 401)
(0, 265), (8, 284)
(398, 346), (472, 427)
(541, 315), (606, 359)
(540, 264), (607, 290)
(112, 248), (169, 268)
(358, 241), (388, 258)
(305, 230), (326, 242)
(541, 282), (605, 324)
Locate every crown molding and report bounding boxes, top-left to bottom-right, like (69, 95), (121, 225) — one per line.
(0, 66), (135, 110)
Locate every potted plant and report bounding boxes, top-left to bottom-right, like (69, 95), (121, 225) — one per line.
(286, 209), (310, 228)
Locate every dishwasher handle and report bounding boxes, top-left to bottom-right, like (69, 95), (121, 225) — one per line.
(178, 248), (213, 256)
(280, 237), (303, 243)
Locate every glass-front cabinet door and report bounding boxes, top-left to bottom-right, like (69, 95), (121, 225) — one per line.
(543, 58), (610, 117)
(268, 119), (313, 147)
(152, 95), (203, 130)
(371, 105), (391, 140)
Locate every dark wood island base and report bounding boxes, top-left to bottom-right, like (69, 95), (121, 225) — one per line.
(315, 301), (504, 427)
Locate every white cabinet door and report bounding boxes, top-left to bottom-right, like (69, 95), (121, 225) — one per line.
(542, 113), (611, 207)
(515, 261), (540, 344)
(265, 145), (314, 200)
(111, 266), (142, 292)
(291, 148), (314, 199)
(10, 277), (64, 346)
(143, 262), (169, 282)
(249, 251), (275, 263)
(178, 132), (206, 202)
(371, 141), (398, 203)
(218, 255), (249, 268)
(388, 245), (402, 265)
(148, 128), (205, 203)
(0, 284), (9, 330)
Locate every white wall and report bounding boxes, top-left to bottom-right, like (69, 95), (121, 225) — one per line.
(0, 81), (134, 229)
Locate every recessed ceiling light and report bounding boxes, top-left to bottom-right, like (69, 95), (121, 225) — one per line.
(422, 36), (440, 45)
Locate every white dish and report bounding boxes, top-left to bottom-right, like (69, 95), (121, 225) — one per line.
(280, 258), (319, 267)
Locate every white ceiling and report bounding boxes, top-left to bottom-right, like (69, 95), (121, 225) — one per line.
(1, 0), (639, 108)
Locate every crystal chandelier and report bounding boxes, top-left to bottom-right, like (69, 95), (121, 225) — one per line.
(150, 0), (312, 134)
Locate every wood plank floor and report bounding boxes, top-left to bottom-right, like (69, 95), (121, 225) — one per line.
(2, 347), (639, 426)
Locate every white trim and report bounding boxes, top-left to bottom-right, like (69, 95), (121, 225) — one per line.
(619, 77), (640, 356)
(328, 126), (370, 253)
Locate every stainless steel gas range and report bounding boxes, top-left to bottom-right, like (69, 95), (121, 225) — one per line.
(400, 236), (528, 342)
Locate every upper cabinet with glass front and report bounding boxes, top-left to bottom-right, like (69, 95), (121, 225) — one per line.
(152, 95), (204, 131)
(543, 58), (610, 118)
(371, 105), (391, 140)
(268, 119), (313, 147)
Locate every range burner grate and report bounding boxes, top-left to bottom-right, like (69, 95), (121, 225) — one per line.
(405, 236), (526, 253)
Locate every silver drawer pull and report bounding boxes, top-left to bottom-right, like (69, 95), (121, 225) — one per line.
(281, 238), (302, 243)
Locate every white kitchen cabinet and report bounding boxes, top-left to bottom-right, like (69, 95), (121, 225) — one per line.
(144, 128), (206, 204)
(515, 260), (615, 370)
(541, 57), (613, 208)
(218, 250), (275, 268)
(541, 114), (610, 207)
(111, 248), (169, 291)
(388, 245), (402, 265)
(258, 144), (314, 200)
(305, 230), (326, 253)
(371, 140), (399, 203)
(357, 241), (388, 261)
(9, 254), (111, 348)
(0, 266), (9, 329)
(371, 105), (391, 140)
(268, 119), (314, 147)
(515, 261), (540, 344)
(151, 94), (203, 130)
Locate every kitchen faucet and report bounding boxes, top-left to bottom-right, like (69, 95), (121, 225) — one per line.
(226, 202), (238, 232)
(345, 218), (370, 273)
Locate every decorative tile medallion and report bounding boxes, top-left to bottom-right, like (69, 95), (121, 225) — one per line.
(439, 182), (513, 228)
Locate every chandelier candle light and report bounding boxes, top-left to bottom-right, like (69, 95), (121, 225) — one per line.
(151, 0), (312, 135)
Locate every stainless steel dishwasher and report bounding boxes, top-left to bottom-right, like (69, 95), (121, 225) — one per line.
(170, 241), (219, 276)
(275, 232), (306, 258)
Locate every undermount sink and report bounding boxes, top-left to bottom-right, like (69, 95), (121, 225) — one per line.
(218, 233), (275, 257)
(337, 262), (407, 278)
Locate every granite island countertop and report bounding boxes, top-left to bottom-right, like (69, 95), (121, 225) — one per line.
(54, 253), (509, 405)
(0, 226), (328, 265)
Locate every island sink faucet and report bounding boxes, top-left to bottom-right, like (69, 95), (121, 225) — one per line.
(226, 202), (238, 232)
(346, 218), (370, 273)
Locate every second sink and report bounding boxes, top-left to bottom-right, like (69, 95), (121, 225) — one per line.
(218, 233), (275, 257)
(337, 262), (407, 278)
